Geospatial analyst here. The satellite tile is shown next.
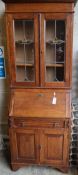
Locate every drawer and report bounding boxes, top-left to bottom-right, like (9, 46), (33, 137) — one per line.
(9, 89), (71, 118)
(13, 118), (70, 129)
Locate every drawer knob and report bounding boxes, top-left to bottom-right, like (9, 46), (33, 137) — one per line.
(37, 93), (44, 97)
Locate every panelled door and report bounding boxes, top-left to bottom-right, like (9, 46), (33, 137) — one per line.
(40, 129), (69, 166)
(9, 128), (39, 164)
(40, 13), (73, 87)
(6, 13), (39, 87)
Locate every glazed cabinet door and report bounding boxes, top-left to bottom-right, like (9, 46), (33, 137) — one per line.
(6, 13), (39, 87)
(9, 128), (39, 164)
(40, 13), (73, 88)
(40, 129), (69, 167)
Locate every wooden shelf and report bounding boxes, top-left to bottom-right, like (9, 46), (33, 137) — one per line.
(15, 40), (34, 45)
(46, 63), (64, 67)
(46, 40), (65, 45)
(16, 63), (34, 67)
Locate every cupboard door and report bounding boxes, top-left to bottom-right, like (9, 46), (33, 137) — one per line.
(40, 13), (73, 87)
(6, 13), (39, 86)
(40, 129), (69, 167)
(9, 128), (39, 164)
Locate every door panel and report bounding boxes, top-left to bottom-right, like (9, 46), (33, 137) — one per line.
(45, 135), (63, 160)
(40, 13), (73, 87)
(17, 133), (35, 159)
(40, 129), (69, 166)
(6, 13), (39, 87)
(9, 128), (39, 163)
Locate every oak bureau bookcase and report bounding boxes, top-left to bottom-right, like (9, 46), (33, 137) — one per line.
(3, 0), (74, 172)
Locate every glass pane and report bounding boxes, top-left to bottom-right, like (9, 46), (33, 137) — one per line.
(14, 19), (35, 82)
(46, 67), (56, 82)
(45, 20), (65, 82)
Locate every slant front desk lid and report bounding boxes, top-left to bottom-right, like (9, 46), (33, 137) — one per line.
(2, 0), (75, 3)
(9, 89), (70, 118)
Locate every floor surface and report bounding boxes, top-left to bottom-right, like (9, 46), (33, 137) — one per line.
(0, 151), (77, 175)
